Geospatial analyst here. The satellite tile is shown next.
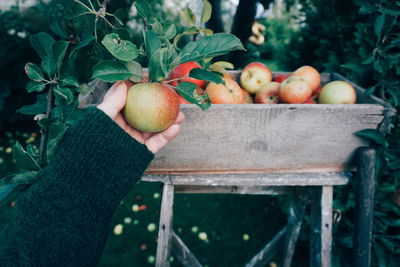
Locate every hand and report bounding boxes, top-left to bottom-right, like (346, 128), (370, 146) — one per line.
(97, 81), (184, 154)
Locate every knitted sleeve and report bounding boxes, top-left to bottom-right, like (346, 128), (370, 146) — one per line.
(0, 107), (154, 266)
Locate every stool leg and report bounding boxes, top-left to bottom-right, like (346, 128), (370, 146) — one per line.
(310, 186), (333, 267)
(353, 147), (376, 267)
(156, 183), (175, 267)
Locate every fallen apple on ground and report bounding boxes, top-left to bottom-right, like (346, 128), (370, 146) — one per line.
(240, 62), (272, 94)
(124, 83), (180, 132)
(255, 82), (280, 104)
(318, 81), (356, 104)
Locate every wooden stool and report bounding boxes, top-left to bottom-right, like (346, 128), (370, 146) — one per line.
(142, 148), (376, 267)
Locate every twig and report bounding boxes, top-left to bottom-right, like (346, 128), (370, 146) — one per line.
(38, 86), (55, 168)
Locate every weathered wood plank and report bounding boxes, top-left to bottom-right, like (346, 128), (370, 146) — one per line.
(281, 188), (309, 267)
(171, 232), (202, 267)
(353, 148), (375, 267)
(142, 172), (351, 186)
(310, 186), (333, 267)
(245, 227), (286, 267)
(174, 185), (292, 195)
(156, 184), (175, 267)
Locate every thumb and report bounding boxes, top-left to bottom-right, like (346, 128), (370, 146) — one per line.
(98, 81), (133, 119)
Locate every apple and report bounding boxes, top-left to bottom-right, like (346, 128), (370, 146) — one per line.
(123, 83), (180, 132)
(240, 62), (272, 94)
(274, 74), (289, 83)
(206, 77), (244, 104)
(169, 62), (205, 88)
(242, 89), (253, 103)
(279, 76), (312, 104)
(318, 81), (356, 104)
(255, 82), (280, 104)
(292, 65), (320, 93)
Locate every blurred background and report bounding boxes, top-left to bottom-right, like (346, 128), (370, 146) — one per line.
(0, 0), (399, 266)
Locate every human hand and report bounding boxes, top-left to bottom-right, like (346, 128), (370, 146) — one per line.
(97, 81), (184, 154)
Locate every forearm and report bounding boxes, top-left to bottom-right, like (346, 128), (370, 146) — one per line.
(0, 107), (154, 266)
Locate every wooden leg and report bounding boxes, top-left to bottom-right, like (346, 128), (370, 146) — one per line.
(281, 188), (309, 267)
(156, 183), (175, 267)
(171, 231), (202, 267)
(310, 186), (333, 267)
(353, 148), (376, 267)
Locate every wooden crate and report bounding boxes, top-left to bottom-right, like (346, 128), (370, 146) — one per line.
(147, 72), (395, 174)
(83, 72), (395, 174)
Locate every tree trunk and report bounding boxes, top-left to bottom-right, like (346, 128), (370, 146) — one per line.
(206, 0), (224, 33)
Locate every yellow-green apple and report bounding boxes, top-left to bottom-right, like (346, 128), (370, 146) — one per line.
(291, 65), (320, 93)
(206, 77), (244, 104)
(123, 83), (180, 132)
(240, 62), (272, 94)
(169, 62), (205, 88)
(255, 82), (280, 104)
(318, 81), (356, 104)
(279, 76), (312, 104)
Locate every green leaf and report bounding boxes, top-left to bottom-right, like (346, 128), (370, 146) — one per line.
(53, 40), (69, 71)
(150, 19), (164, 35)
(54, 87), (74, 104)
(375, 15), (385, 39)
(148, 46), (177, 82)
(101, 33), (138, 61)
(47, 123), (68, 159)
(61, 76), (80, 88)
(176, 33), (245, 65)
(355, 129), (387, 147)
(24, 63), (44, 81)
(26, 81), (46, 93)
(92, 60), (132, 82)
(176, 81), (211, 110)
(0, 171), (38, 185)
(41, 55), (57, 77)
(163, 23), (177, 40)
(181, 7), (196, 26)
(122, 61), (143, 83)
(189, 68), (224, 84)
(77, 83), (94, 95)
(134, 0), (151, 18)
(17, 95), (47, 115)
(144, 30), (161, 59)
(70, 34), (95, 56)
(13, 141), (39, 171)
(173, 26), (198, 46)
(201, 0), (212, 23)
(29, 32), (55, 59)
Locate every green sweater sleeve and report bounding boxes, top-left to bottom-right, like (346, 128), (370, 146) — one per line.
(0, 107), (154, 266)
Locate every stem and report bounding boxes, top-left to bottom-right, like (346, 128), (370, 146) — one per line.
(162, 76), (190, 84)
(38, 86), (55, 168)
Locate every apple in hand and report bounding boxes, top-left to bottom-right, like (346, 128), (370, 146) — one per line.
(291, 65), (320, 93)
(318, 81), (356, 104)
(206, 78), (244, 104)
(169, 62), (206, 88)
(255, 82), (280, 104)
(124, 83), (180, 132)
(279, 76), (312, 104)
(240, 62), (272, 94)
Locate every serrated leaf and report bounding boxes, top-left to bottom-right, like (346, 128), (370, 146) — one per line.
(189, 68), (224, 84)
(17, 94), (47, 115)
(176, 81), (211, 110)
(13, 141), (39, 171)
(54, 87), (74, 104)
(176, 33), (245, 65)
(144, 30), (161, 59)
(92, 60), (132, 82)
(122, 61), (143, 82)
(53, 40), (69, 71)
(24, 63), (44, 81)
(134, 0), (151, 18)
(0, 171), (38, 185)
(101, 33), (138, 61)
(163, 23), (177, 40)
(29, 32), (55, 59)
(355, 129), (387, 147)
(201, 0), (212, 23)
(26, 81), (46, 93)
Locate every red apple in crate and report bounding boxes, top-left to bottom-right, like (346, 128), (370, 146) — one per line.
(240, 62), (272, 94)
(255, 82), (280, 104)
(274, 74), (289, 83)
(206, 77), (244, 104)
(318, 81), (356, 104)
(279, 76), (312, 104)
(169, 62), (206, 88)
(123, 83), (180, 132)
(291, 65), (321, 93)
(242, 89), (254, 103)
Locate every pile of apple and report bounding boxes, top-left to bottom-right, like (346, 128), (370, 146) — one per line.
(170, 61), (357, 105)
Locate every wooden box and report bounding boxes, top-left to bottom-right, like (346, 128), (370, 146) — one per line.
(146, 72), (395, 174)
